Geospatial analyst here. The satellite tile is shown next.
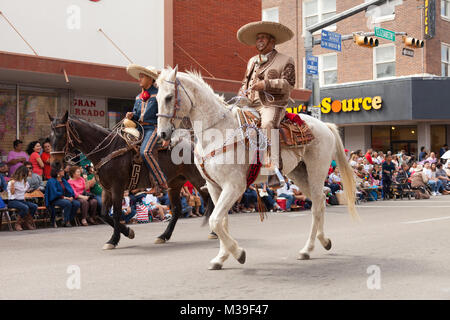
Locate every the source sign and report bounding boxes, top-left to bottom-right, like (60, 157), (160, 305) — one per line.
(374, 27), (395, 41)
(72, 96), (106, 126)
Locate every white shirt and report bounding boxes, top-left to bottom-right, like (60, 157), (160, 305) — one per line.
(7, 180), (29, 200)
(144, 194), (158, 205)
(122, 196), (130, 210)
(329, 173), (341, 184)
(423, 168), (432, 179)
(277, 182), (299, 196)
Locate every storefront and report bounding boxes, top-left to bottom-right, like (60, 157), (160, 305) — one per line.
(314, 76), (450, 156)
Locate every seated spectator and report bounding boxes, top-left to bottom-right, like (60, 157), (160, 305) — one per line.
(391, 155), (399, 168)
(7, 165), (37, 231)
(26, 141), (44, 177)
(256, 183), (282, 212)
(292, 188), (312, 210)
(7, 139), (28, 177)
(157, 190), (170, 207)
(120, 190), (136, 224)
(0, 169), (7, 192)
(182, 181), (203, 217)
(425, 152), (438, 164)
(0, 162), (9, 182)
(364, 148), (373, 165)
(372, 151), (380, 165)
(362, 157), (373, 173)
(395, 163), (410, 184)
(423, 162), (443, 196)
(180, 193), (194, 218)
(435, 163), (450, 193)
(86, 165), (102, 212)
(68, 165), (98, 226)
(328, 167), (342, 194)
(24, 161), (45, 192)
(349, 153), (359, 168)
(277, 177), (299, 211)
(41, 140), (52, 180)
(409, 162), (418, 175)
(371, 164), (382, 182)
(241, 185), (258, 212)
(144, 191), (169, 221)
(45, 164), (80, 228)
(63, 163), (72, 180)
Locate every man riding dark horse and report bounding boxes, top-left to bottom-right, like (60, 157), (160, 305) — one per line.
(125, 64), (168, 191)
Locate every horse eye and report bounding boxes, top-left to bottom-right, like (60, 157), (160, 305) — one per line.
(165, 95), (173, 103)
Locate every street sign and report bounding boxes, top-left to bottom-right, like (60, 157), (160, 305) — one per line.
(402, 47), (414, 57)
(320, 30), (342, 52)
(306, 55), (318, 75)
(374, 27), (396, 41)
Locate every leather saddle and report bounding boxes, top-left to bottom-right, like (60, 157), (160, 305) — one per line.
(237, 107), (314, 148)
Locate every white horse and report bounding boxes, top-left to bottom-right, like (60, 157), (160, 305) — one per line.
(156, 66), (358, 270)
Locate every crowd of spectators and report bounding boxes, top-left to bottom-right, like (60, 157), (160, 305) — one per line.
(1, 137), (450, 231)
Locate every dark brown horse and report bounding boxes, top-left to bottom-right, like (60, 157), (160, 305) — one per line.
(48, 111), (212, 249)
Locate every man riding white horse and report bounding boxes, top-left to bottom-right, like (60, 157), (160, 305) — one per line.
(125, 64), (168, 191)
(237, 21), (296, 188)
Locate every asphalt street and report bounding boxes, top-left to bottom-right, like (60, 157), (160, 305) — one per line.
(1, 196), (450, 300)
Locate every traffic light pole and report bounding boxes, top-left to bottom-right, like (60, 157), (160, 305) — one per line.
(304, 0), (388, 109)
(312, 31), (407, 46)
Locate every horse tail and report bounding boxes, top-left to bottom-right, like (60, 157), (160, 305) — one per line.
(326, 123), (359, 220)
(201, 195), (214, 227)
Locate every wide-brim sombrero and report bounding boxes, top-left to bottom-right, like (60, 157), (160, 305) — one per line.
(126, 64), (159, 80)
(237, 21), (294, 46)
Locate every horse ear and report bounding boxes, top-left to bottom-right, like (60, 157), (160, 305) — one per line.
(48, 112), (54, 122)
(169, 65), (178, 82)
(61, 110), (69, 123)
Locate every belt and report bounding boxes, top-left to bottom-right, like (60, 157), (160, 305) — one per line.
(139, 122), (155, 126)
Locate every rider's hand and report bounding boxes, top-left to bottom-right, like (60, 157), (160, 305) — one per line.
(251, 80), (265, 91)
(126, 112), (134, 120)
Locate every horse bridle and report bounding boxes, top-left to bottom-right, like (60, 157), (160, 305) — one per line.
(50, 120), (81, 160)
(156, 78), (194, 128)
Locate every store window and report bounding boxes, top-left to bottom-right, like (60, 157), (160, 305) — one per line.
(303, 0), (336, 32)
(374, 45), (396, 79)
(431, 125), (447, 155)
(371, 126), (390, 152)
(371, 125), (417, 155)
(262, 7), (279, 22)
(442, 0), (450, 19)
(442, 43), (450, 76)
(107, 98), (135, 129)
(0, 86), (17, 162)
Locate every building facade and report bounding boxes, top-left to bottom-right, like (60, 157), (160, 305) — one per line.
(263, 0), (450, 156)
(1, 0), (311, 161)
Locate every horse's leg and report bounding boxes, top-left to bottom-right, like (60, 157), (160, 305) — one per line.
(155, 179), (184, 244)
(208, 183), (246, 270)
(294, 161), (329, 260)
(103, 187), (129, 250)
(101, 190), (134, 248)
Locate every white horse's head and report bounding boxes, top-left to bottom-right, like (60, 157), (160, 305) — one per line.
(156, 66), (193, 141)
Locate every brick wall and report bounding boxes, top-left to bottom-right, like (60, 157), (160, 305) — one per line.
(262, 0), (450, 88)
(173, 0), (261, 81)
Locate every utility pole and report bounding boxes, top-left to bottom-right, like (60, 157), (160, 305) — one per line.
(304, 0), (389, 110)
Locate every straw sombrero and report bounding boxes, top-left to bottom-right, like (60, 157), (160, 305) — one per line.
(126, 64), (159, 80)
(237, 21), (294, 46)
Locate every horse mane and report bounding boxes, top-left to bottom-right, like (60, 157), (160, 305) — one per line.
(69, 115), (111, 135)
(157, 67), (227, 106)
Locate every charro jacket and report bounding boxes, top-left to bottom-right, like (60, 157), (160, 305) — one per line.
(240, 49), (296, 107)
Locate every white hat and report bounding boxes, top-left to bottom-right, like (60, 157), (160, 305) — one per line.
(126, 64), (159, 80)
(237, 21), (294, 46)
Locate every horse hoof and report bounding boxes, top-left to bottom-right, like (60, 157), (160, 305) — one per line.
(298, 253), (310, 260)
(324, 239), (332, 251)
(208, 232), (218, 240)
(154, 237), (166, 244)
(127, 229), (135, 239)
(102, 243), (116, 250)
(237, 250), (246, 264)
(208, 263), (222, 270)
